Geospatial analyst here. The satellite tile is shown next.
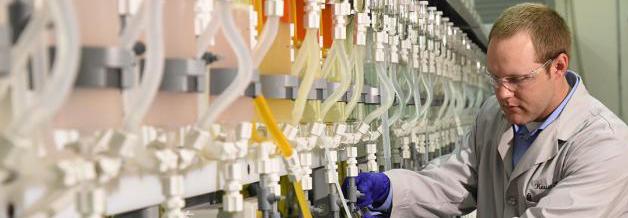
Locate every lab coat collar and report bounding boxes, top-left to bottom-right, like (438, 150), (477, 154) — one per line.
(498, 71), (589, 181)
(554, 72), (591, 141)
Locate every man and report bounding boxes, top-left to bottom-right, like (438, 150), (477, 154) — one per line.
(345, 3), (628, 217)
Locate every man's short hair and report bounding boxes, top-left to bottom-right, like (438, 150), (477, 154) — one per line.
(489, 3), (571, 62)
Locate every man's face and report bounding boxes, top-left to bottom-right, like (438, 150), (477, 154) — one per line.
(487, 31), (557, 125)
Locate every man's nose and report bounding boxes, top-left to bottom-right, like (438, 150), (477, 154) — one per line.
(495, 84), (514, 101)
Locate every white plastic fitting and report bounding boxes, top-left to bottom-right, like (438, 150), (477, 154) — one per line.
(392, 37), (401, 63)
(401, 137), (410, 159)
(153, 148), (179, 173)
(324, 150), (338, 183)
(264, 0), (284, 17)
(307, 122), (325, 149)
(332, 1), (350, 40)
(193, 0), (212, 36)
(177, 148), (196, 170)
(99, 129), (138, 160)
(331, 124), (347, 147)
(282, 124), (299, 142)
(418, 134), (426, 154)
(345, 146), (358, 177)
(304, 0), (321, 29)
(299, 151), (313, 190)
(354, 12), (370, 45)
(223, 161), (244, 212)
(95, 156), (122, 184)
(257, 141), (277, 175)
(161, 175), (185, 218)
(374, 31), (388, 62)
(184, 127), (210, 151)
(366, 143), (378, 172)
(283, 151), (303, 182)
(77, 187), (106, 218)
(56, 158), (97, 187)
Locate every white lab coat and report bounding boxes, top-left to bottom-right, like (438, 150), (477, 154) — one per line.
(385, 79), (628, 217)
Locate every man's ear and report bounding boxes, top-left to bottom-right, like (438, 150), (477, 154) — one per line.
(553, 53), (569, 77)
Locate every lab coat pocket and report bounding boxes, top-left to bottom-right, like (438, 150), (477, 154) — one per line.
(525, 179), (558, 207)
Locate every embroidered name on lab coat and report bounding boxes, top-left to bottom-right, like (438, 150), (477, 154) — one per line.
(532, 181), (558, 190)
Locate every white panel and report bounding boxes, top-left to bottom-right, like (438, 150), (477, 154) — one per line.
(620, 0), (628, 121)
(556, 0), (622, 115)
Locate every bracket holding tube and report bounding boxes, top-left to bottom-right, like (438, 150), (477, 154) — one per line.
(209, 68), (260, 97)
(75, 46), (136, 88)
(160, 58), (206, 92)
(260, 74), (299, 99)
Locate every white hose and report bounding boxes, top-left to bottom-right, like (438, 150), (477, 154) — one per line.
(320, 41), (351, 120)
(1, 5), (49, 100)
(343, 45), (364, 121)
(0, 80), (8, 102)
(6, 0), (80, 138)
(445, 81), (457, 120)
(195, 8), (222, 58)
(320, 44), (337, 79)
(290, 30), (319, 126)
(253, 16), (279, 67)
(466, 85), (475, 113)
(321, 148), (352, 218)
(197, 0), (254, 129)
(455, 82), (464, 114)
(418, 73), (432, 126)
(388, 64), (407, 127)
(363, 62), (394, 124)
(290, 37), (309, 77)
(401, 69), (413, 116)
(123, 0), (165, 132)
(435, 77), (449, 122)
(399, 66), (413, 124)
(475, 88), (483, 110)
(120, 0), (147, 50)
(334, 177), (352, 218)
(408, 69), (422, 125)
(31, 34), (50, 93)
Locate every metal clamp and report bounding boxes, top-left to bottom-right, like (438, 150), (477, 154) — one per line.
(342, 85), (361, 103)
(327, 81), (348, 102)
(76, 46), (135, 88)
(0, 25), (9, 77)
(160, 58), (206, 92)
(363, 85), (380, 104)
(260, 74), (299, 99)
(307, 79), (328, 100)
(209, 68), (260, 97)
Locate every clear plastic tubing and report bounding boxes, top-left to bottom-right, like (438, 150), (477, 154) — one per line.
(123, 0), (165, 131)
(197, 0), (254, 129)
(7, 0), (81, 138)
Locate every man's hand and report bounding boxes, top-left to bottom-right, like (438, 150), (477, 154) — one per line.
(342, 172), (391, 208)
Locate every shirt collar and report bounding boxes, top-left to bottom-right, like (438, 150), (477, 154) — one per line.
(513, 71), (580, 136)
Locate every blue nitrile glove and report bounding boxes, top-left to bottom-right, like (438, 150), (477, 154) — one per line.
(362, 210), (382, 218)
(342, 172), (390, 208)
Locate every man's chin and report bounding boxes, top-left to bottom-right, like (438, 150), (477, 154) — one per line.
(504, 113), (529, 125)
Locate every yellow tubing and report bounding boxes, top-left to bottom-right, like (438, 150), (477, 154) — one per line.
(253, 95), (312, 218)
(293, 182), (313, 218)
(343, 45), (364, 121)
(254, 95), (293, 157)
(319, 40), (351, 121)
(291, 29), (320, 125)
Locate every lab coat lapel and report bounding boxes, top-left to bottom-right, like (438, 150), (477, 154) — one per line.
(508, 73), (590, 182)
(497, 116), (514, 176)
(509, 125), (559, 182)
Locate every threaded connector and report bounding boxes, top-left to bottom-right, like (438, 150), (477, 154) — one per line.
(264, 0), (284, 17)
(304, 0), (321, 29)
